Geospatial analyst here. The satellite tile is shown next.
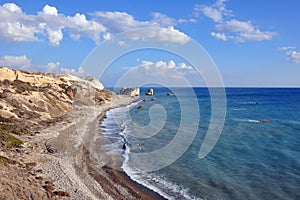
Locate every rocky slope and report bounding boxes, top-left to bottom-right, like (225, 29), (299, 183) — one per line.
(0, 67), (116, 199)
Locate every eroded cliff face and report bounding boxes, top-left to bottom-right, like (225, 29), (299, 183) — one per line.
(0, 67), (116, 199)
(0, 67), (111, 128)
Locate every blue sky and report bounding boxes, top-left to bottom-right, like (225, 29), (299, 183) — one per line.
(0, 0), (299, 87)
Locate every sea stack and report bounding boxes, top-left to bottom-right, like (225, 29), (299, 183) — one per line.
(119, 87), (140, 97)
(146, 88), (154, 96)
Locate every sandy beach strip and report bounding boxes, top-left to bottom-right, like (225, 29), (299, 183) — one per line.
(39, 95), (166, 199)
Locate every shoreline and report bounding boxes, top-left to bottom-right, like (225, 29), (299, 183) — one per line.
(97, 101), (167, 200)
(41, 95), (167, 199)
(86, 97), (167, 200)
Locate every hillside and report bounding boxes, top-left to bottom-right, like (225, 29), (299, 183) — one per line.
(0, 67), (118, 199)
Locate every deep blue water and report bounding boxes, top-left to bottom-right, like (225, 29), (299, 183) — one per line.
(101, 88), (300, 200)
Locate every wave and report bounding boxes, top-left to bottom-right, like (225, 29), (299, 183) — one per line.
(120, 121), (200, 200)
(231, 118), (261, 123)
(230, 108), (246, 111)
(122, 160), (200, 200)
(102, 100), (201, 200)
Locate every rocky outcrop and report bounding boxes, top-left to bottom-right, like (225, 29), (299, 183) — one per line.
(137, 105), (144, 109)
(0, 66), (117, 200)
(81, 76), (104, 90)
(146, 88), (154, 96)
(0, 66), (109, 126)
(119, 87), (140, 97)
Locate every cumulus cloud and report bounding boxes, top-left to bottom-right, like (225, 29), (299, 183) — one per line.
(195, 0), (276, 42)
(116, 60), (196, 86)
(0, 3), (107, 46)
(45, 61), (60, 72)
(0, 55), (31, 68)
(286, 51), (300, 64)
(278, 46), (300, 64)
(124, 26), (190, 45)
(211, 32), (227, 41)
(151, 12), (177, 26)
(212, 19), (276, 42)
(133, 60), (193, 77)
(59, 67), (85, 75)
(92, 11), (190, 44)
(194, 0), (232, 22)
(0, 54), (86, 74)
(0, 3), (191, 46)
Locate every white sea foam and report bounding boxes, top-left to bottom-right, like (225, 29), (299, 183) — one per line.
(247, 119), (260, 123)
(231, 118), (261, 123)
(120, 123), (201, 200)
(102, 101), (201, 200)
(231, 108), (246, 111)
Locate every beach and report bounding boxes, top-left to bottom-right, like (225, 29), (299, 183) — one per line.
(0, 67), (165, 199)
(40, 96), (166, 199)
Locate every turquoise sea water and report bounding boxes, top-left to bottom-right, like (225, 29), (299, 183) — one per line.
(101, 88), (300, 200)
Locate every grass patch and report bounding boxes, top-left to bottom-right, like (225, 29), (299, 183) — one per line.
(0, 133), (24, 148)
(0, 124), (31, 135)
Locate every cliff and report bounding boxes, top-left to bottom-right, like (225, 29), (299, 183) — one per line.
(0, 66), (108, 124)
(0, 67), (116, 199)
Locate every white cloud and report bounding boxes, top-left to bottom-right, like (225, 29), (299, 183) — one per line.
(211, 32), (227, 41)
(92, 11), (190, 44)
(3, 3), (22, 13)
(215, 20), (254, 33)
(196, 0), (276, 42)
(45, 61), (60, 72)
(194, 0), (232, 22)
(116, 60), (196, 86)
(47, 29), (63, 46)
(212, 20), (276, 42)
(43, 4), (58, 16)
(277, 46), (296, 51)
(124, 26), (190, 45)
(232, 29), (276, 42)
(137, 60), (193, 76)
(151, 12), (177, 26)
(278, 46), (300, 64)
(0, 3), (190, 46)
(0, 55), (31, 68)
(59, 67), (85, 75)
(0, 54), (87, 74)
(0, 3), (106, 46)
(286, 51), (300, 64)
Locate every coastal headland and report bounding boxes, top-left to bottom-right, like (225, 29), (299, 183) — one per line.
(0, 67), (164, 199)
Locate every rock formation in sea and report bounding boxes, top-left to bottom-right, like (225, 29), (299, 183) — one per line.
(146, 88), (154, 96)
(119, 87), (140, 96)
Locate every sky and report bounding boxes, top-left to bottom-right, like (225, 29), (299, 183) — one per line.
(0, 0), (299, 87)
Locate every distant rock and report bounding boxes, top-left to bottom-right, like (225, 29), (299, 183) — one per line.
(137, 105), (144, 109)
(119, 87), (140, 97)
(146, 88), (154, 96)
(259, 119), (273, 123)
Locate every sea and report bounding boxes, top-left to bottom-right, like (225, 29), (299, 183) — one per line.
(100, 88), (300, 200)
